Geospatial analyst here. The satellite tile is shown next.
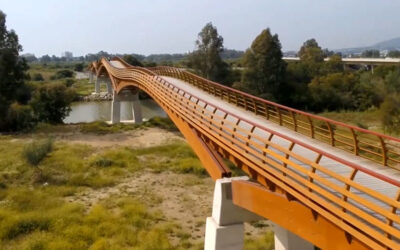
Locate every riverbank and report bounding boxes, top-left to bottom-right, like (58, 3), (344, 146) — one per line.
(79, 92), (113, 102)
(0, 122), (273, 249)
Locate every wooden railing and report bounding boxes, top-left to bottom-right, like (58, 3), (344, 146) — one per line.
(148, 66), (400, 169)
(92, 57), (400, 249)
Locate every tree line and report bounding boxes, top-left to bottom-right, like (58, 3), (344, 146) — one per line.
(186, 23), (400, 133)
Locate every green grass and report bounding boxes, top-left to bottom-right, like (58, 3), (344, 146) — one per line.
(79, 117), (177, 134)
(79, 121), (140, 134)
(28, 64), (60, 81)
(71, 78), (99, 96)
(318, 108), (382, 132)
(136, 143), (207, 176)
(0, 136), (212, 249)
(0, 123), (273, 249)
(0, 192), (179, 249)
(244, 231), (274, 250)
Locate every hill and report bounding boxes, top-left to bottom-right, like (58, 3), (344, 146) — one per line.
(334, 36), (400, 55)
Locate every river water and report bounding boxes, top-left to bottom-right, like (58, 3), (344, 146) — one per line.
(64, 99), (167, 123)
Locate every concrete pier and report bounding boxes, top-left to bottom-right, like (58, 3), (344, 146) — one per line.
(110, 90), (142, 124)
(204, 177), (262, 250)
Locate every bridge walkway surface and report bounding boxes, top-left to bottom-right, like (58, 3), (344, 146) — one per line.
(89, 58), (400, 249)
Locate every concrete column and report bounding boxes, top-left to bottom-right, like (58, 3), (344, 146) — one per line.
(105, 79), (113, 94)
(95, 76), (101, 93)
(204, 177), (262, 250)
(273, 224), (314, 250)
(132, 93), (143, 124)
(89, 72), (94, 83)
(111, 92), (121, 124)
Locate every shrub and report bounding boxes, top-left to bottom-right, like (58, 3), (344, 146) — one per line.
(3, 215), (51, 240)
(30, 83), (76, 124)
(52, 69), (74, 79)
(23, 138), (53, 166)
(32, 73), (44, 81)
(92, 157), (113, 168)
(64, 78), (75, 87)
(74, 63), (84, 72)
(4, 103), (36, 132)
(146, 117), (177, 131)
(380, 94), (400, 134)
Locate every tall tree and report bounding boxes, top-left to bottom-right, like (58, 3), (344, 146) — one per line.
(298, 38), (324, 77)
(188, 22), (229, 83)
(239, 28), (286, 101)
(0, 10), (30, 130)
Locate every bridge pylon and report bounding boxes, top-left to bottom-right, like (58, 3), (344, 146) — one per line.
(204, 177), (314, 250)
(94, 76), (113, 94)
(89, 72), (94, 84)
(110, 89), (142, 125)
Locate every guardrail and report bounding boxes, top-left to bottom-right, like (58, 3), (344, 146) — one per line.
(148, 66), (400, 169)
(95, 58), (400, 249)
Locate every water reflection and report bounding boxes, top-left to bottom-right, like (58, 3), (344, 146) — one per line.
(64, 99), (166, 123)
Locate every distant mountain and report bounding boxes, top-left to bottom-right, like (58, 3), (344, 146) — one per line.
(372, 37), (400, 51)
(334, 37), (400, 55)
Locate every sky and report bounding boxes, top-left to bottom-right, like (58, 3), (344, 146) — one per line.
(1, 0), (400, 57)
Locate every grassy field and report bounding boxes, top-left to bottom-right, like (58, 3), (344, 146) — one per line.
(0, 123), (273, 249)
(27, 63), (98, 97)
(318, 108), (383, 133)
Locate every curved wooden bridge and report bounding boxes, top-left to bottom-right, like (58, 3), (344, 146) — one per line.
(89, 57), (400, 250)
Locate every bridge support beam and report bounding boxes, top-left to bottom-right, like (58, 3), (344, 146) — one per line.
(204, 177), (262, 250)
(110, 90), (142, 124)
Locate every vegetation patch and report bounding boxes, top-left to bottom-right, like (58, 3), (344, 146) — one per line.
(79, 117), (177, 134)
(23, 138), (54, 166)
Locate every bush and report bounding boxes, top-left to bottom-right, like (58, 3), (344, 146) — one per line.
(3, 215), (51, 240)
(380, 94), (400, 134)
(30, 83), (76, 124)
(4, 103), (36, 132)
(32, 73), (44, 81)
(92, 157), (113, 168)
(51, 69), (74, 79)
(74, 63), (84, 72)
(64, 78), (75, 87)
(146, 117), (177, 131)
(23, 138), (53, 166)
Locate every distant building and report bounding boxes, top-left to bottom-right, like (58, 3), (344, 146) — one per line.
(62, 51), (73, 60)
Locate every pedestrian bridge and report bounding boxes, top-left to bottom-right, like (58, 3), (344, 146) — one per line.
(89, 57), (400, 250)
